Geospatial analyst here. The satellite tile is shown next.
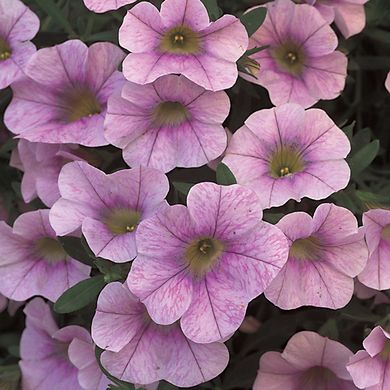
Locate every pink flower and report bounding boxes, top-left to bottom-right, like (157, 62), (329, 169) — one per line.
(0, 293), (6, 313)
(83, 0), (134, 13)
(10, 140), (84, 207)
(0, 0), (39, 89)
(92, 282), (229, 387)
(254, 331), (357, 390)
(20, 298), (90, 390)
(208, 128), (232, 171)
(4, 40), (124, 146)
(307, 0), (369, 39)
(0, 294), (24, 316)
(128, 182), (289, 343)
(265, 203), (368, 310)
(347, 326), (390, 390)
(386, 71), (390, 93)
(223, 103), (351, 209)
(358, 209), (390, 290)
(243, 0), (347, 108)
(50, 161), (169, 263)
(119, 0), (248, 91)
(0, 209), (90, 302)
(68, 335), (111, 390)
(105, 75), (229, 173)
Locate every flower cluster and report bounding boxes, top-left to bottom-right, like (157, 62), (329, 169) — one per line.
(0, 0), (389, 389)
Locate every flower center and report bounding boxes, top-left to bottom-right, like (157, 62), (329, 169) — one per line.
(160, 26), (201, 55)
(269, 145), (305, 178)
(152, 101), (189, 127)
(185, 237), (224, 277)
(0, 37), (11, 62)
(104, 209), (141, 235)
(301, 366), (337, 387)
(271, 41), (306, 76)
(58, 86), (102, 123)
(289, 236), (321, 261)
(381, 224), (390, 240)
(35, 237), (67, 264)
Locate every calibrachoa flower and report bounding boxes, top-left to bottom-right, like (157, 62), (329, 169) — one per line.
(0, 209), (90, 302)
(254, 331), (357, 390)
(92, 282), (229, 387)
(4, 40), (124, 146)
(386, 71), (390, 93)
(0, 294), (6, 313)
(354, 280), (390, 305)
(243, 0), (348, 108)
(10, 140), (84, 207)
(50, 161), (169, 263)
(303, 0), (369, 39)
(358, 209), (390, 290)
(128, 182), (289, 343)
(83, 0), (134, 13)
(105, 75), (230, 172)
(347, 326), (390, 390)
(20, 298), (89, 390)
(0, 0), (39, 89)
(119, 0), (248, 91)
(223, 104), (351, 209)
(265, 203), (368, 310)
(68, 335), (111, 390)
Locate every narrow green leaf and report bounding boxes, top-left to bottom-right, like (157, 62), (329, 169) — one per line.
(318, 318), (339, 340)
(240, 7), (267, 37)
(348, 140), (380, 177)
(245, 45), (269, 56)
(342, 121), (355, 142)
(54, 275), (106, 314)
(58, 236), (95, 266)
(341, 299), (381, 323)
(216, 163), (237, 186)
(172, 181), (194, 196)
(34, 0), (76, 36)
(200, 0), (222, 21)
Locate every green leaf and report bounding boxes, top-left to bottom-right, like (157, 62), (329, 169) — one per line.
(54, 275), (106, 314)
(318, 318), (339, 340)
(200, 0), (222, 21)
(240, 7), (267, 37)
(355, 190), (390, 208)
(172, 181), (194, 196)
(216, 163), (237, 185)
(348, 139), (380, 177)
(58, 236), (95, 266)
(34, 0), (76, 36)
(244, 45), (269, 56)
(342, 121), (355, 142)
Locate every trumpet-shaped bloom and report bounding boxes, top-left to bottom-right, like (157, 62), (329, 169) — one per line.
(83, 0), (134, 13)
(92, 282), (229, 387)
(0, 210), (90, 302)
(20, 298), (89, 390)
(358, 209), (390, 290)
(0, 0), (39, 89)
(68, 335), (111, 390)
(347, 326), (390, 390)
(305, 0), (369, 39)
(119, 0), (248, 91)
(10, 140), (84, 207)
(265, 203), (368, 310)
(243, 0), (347, 108)
(223, 104), (351, 209)
(5, 40), (124, 146)
(254, 331), (357, 390)
(128, 182), (289, 343)
(105, 75), (230, 172)
(50, 161), (169, 263)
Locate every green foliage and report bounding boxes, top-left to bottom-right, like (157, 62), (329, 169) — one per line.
(239, 7), (267, 37)
(54, 275), (106, 313)
(201, 0), (222, 21)
(216, 163), (237, 185)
